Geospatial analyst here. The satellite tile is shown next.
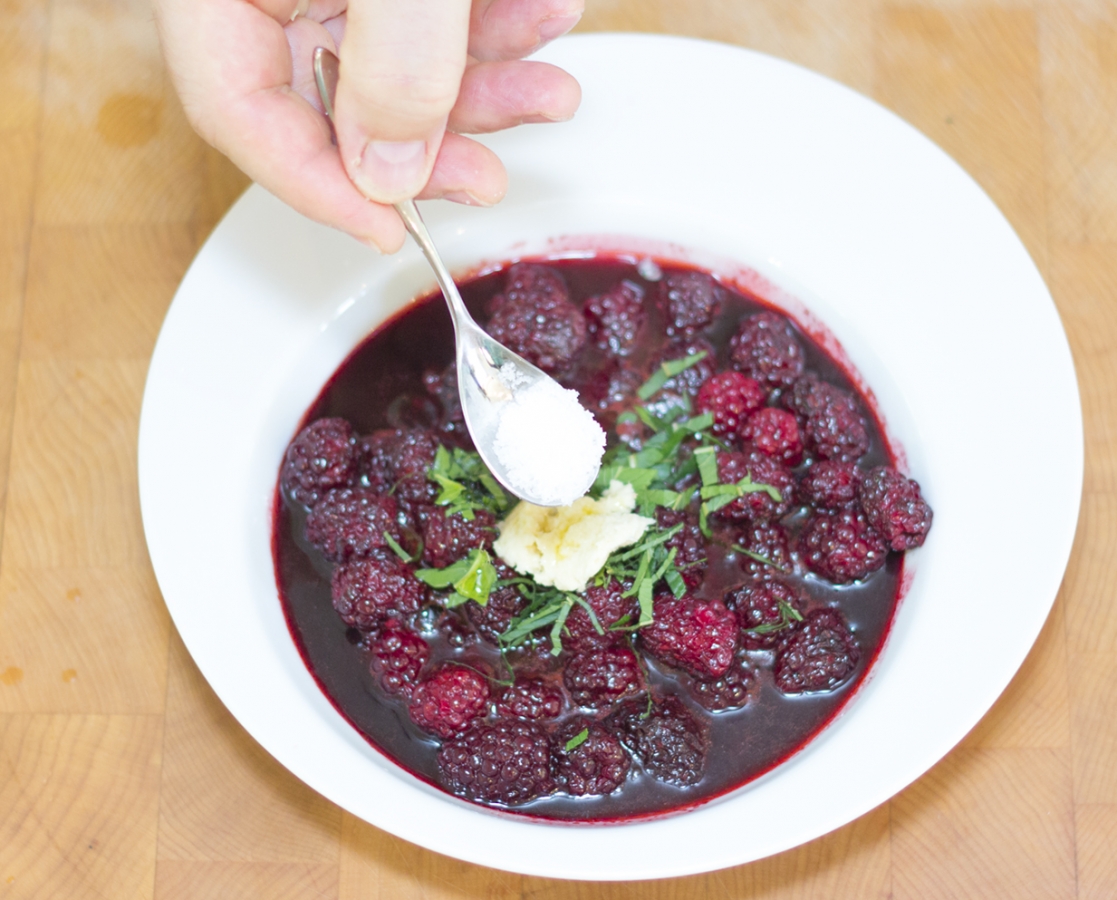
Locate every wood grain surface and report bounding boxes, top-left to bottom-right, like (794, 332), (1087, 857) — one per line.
(1, 0), (1115, 896)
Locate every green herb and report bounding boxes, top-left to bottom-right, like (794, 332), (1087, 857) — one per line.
(732, 544), (788, 573)
(415, 547), (497, 608)
(382, 531), (416, 563)
(564, 728), (590, 752)
(746, 599), (804, 635)
(426, 445), (510, 520)
(697, 470), (782, 537)
(636, 351), (709, 400)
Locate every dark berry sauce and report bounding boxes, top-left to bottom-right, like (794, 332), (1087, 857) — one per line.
(273, 255), (930, 821)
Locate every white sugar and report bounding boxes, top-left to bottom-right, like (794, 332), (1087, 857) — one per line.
(493, 365), (606, 507)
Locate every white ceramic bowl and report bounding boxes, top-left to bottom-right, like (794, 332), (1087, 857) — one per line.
(139, 33), (1081, 880)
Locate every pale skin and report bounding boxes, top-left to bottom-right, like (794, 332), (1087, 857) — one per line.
(154, 0), (584, 252)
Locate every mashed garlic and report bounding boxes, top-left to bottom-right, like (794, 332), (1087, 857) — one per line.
(492, 481), (654, 591)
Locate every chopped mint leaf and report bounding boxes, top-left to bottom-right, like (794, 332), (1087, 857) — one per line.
(564, 728), (590, 752)
(636, 351), (708, 400)
(414, 556), (472, 589)
(695, 446), (719, 487)
(732, 544), (789, 572)
(452, 548), (497, 606)
(382, 531), (415, 563)
(660, 351), (708, 377)
(549, 600), (574, 655)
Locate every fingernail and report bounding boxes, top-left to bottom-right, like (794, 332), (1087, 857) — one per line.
(350, 139), (428, 203)
(537, 12), (581, 44)
(440, 190), (494, 208)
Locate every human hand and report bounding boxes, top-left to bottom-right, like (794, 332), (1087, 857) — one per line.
(155, 0), (583, 251)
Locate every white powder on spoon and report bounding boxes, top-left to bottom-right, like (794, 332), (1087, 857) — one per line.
(492, 364), (606, 507)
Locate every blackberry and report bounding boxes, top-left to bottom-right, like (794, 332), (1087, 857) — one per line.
(463, 580), (528, 645)
(485, 263), (586, 373)
(694, 371), (766, 440)
(495, 677), (565, 720)
(729, 311), (805, 390)
(858, 466), (933, 551)
(330, 552), (425, 630)
(385, 427), (442, 510)
(733, 519), (793, 579)
(439, 720), (555, 805)
(553, 718), (630, 796)
(784, 374), (869, 462)
(418, 505), (497, 569)
(655, 507), (708, 589)
(663, 270), (723, 336)
(584, 279), (646, 357)
(799, 508), (888, 584)
(799, 460), (863, 510)
(563, 646), (645, 710)
(715, 449), (795, 521)
(370, 622), (430, 696)
(355, 429), (396, 492)
(742, 407), (803, 465)
(775, 608), (859, 693)
(281, 418), (357, 505)
(643, 337), (717, 422)
(639, 595), (738, 678)
(409, 664), (491, 739)
(725, 578), (808, 649)
(687, 655), (760, 711)
(607, 695), (708, 786)
(304, 487), (401, 563)
(562, 579), (636, 653)
(422, 363), (467, 438)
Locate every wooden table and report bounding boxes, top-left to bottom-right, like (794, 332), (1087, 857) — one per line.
(1, 0), (1115, 896)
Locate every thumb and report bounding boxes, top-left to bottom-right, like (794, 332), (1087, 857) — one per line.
(335, 0), (472, 204)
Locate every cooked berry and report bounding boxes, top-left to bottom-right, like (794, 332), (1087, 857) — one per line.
(418, 505), (497, 569)
(330, 552), (425, 630)
(409, 664), (492, 738)
(743, 407), (803, 465)
(439, 720), (555, 805)
(639, 595), (738, 678)
(687, 656), (760, 711)
(370, 622), (430, 696)
(387, 427), (442, 509)
(733, 519), (793, 579)
(562, 579), (636, 653)
(695, 371), (766, 439)
(463, 577), (528, 645)
(799, 460), (862, 509)
(495, 677), (564, 720)
(859, 466), (933, 551)
(775, 608), (859, 693)
(553, 718), (630, 796)
(725, 578), (808, 649)
(652, 337), (718, 399)
(436, 610), (476, 649)
(304, 488), (401, 563)
(422, 363), (467, 439)
(784, 374), (869, 462)
(563, 646), (645, 710)
(799, 508), (888, 583)
(715, 449), (795, 521)
(655, 508), (708, 588)
(355, 429), (396, 492)
(729, 311), (805, 390)
(607, 695), (708, 786)
(281, 418), (357, 505)
(663, 270), (723, 335)
(486, 263), (586, 372)
(584, 279), (646, 356)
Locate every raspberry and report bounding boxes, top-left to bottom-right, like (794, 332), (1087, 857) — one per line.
(562, 579), (636, 653)
(655, 508), (708, 588)
(409, 664), (491, 738)
(584, 279), (646, 356)
(463, 576), (527, 645)
(725, 578), (808, 649)
(715, 449), (796, 521)
(485, 263), (586, 373)
(639, 595), (737, 678)
(495, 678), (564, 720)
(370, 622), (430, 696)
(304, 488), (401, 563)
(663, 270), (723, 336)
(858, 466), (933, 551)
(784, 374), (869, 462)
(553, 718), (630, 796)
(733, 519), (792, 579)
(438, 720), (555, 805)
(695, 371), (765, 439)
(742, 407), (803, 465)
(687, 655), (760, 711)
(563, 646), (645, 710)
(330, 552), (425, 630)
(281, 418), (357, 505)
(799, 508), (888, 583)
(418, 505), (496, 569)
(774, 608), (859, 693)
(607, 695), (708, 786)
(799, 460), (862, 509)
(729, 311), (805, 390)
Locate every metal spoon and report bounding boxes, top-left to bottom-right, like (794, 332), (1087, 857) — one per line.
(312, 47), (598, 507)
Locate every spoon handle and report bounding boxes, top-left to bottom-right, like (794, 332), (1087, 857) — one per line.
(393, 199), (473, 326)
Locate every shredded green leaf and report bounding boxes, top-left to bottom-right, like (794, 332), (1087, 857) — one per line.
(564, 728), (590, 752)
(382, 531), (415, 563)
